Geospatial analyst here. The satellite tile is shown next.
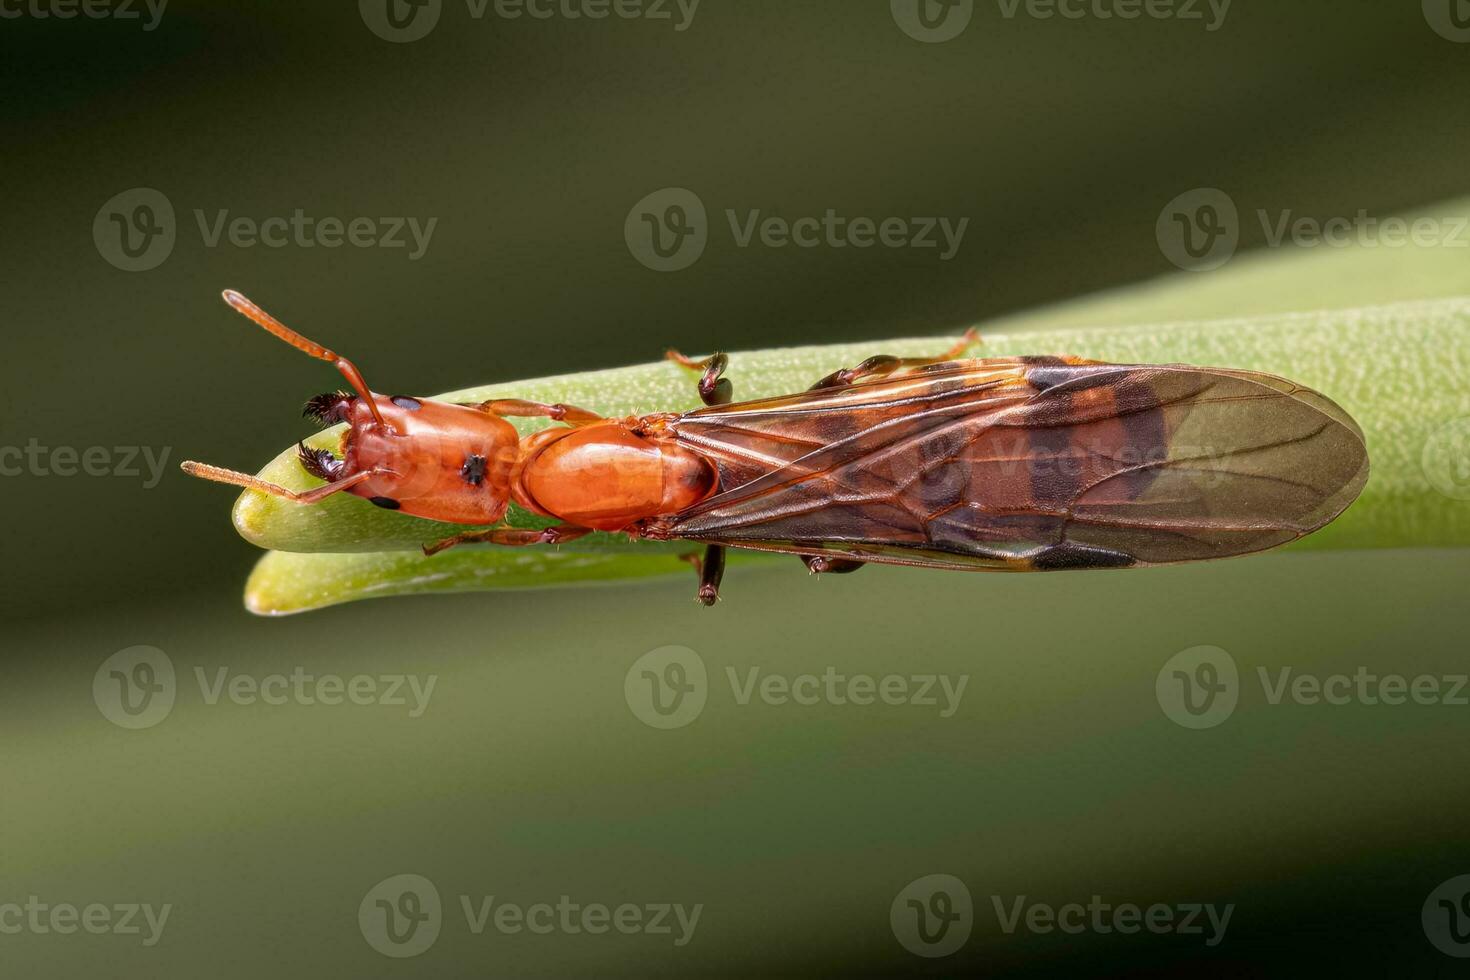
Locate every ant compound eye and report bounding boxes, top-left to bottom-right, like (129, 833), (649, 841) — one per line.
(460, 454), (488, 486)
(391, 395), (422, 411)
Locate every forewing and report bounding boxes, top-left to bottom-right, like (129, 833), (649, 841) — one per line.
(663, 358), (1369, 571)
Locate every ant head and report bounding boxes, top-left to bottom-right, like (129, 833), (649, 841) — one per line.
(336, 395), (522, 523)
(183, 291), (519, 527)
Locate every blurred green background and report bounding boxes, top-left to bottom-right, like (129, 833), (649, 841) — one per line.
(3, 1), (1469, 975)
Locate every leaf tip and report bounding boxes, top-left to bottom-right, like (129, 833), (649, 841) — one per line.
(232, 488), (279, 550)
(243, 555), (307, 617)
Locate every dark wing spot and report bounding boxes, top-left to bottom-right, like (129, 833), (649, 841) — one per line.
(368, 496), (401, 510)
(391, 396), (422, 411)
(461, 454), (488, 486)
(1031, 542), (1136, 570)
(1021, 359), (1124, 394)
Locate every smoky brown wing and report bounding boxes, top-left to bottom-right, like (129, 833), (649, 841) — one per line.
(663, 359), (1369, 571)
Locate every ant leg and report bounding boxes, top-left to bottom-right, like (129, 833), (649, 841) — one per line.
(665, 350), (732, 406)
(463, 399), (604, 425)
(801, 555), (866, 575)
(422, 523), (592, 556)
(180, 461), (392, 504)
(679, 544), (726, 605)
(807, 327), (981, 391)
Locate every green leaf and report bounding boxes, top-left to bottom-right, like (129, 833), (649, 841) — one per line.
(243, 547), (782, 616)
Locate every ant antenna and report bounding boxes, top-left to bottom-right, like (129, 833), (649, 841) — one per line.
(221, 289), (387, 428)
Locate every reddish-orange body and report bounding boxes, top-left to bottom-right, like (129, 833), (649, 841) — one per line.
(333, 397), (717, 533)
(510, 422), (717, 531)
(340, 397), (518, 523)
